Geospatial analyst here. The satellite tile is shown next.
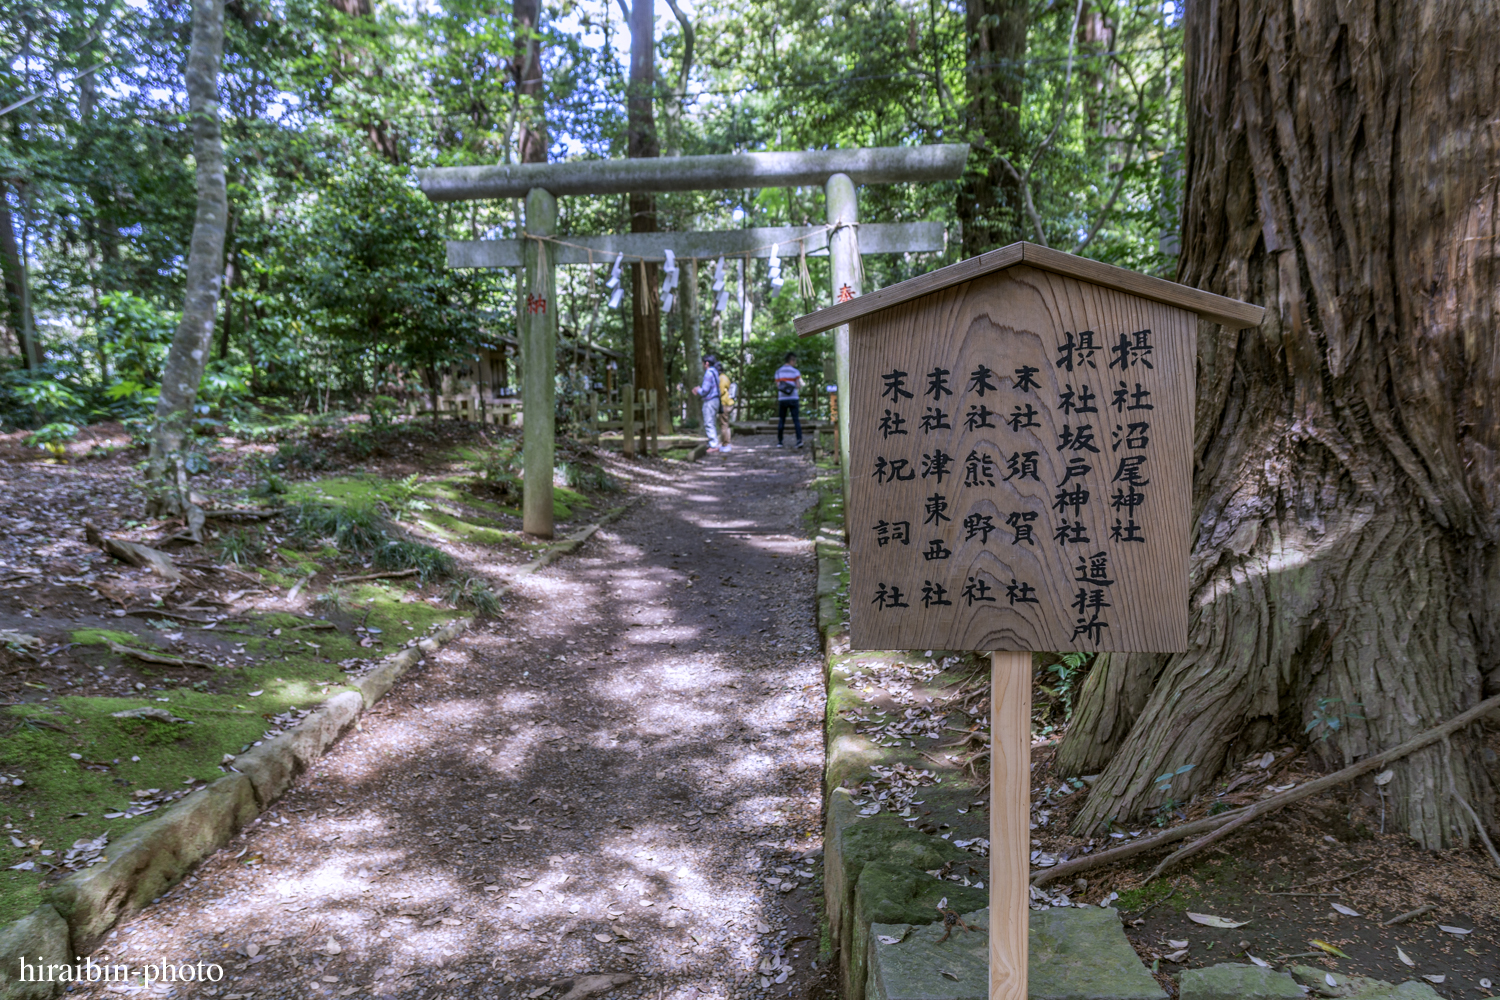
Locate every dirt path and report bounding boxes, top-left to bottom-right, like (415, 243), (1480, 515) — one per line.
(67, 443), (832, 1000)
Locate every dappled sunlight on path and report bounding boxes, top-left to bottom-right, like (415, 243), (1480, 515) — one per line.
(67, 444), (830, 1000)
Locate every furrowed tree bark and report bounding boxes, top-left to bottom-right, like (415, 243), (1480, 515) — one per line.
(147, 0), (227, 524)
(957, 0), (1027, 256)
(513, 0), (546, 165)
(1060, 0), (1500, 850)
(0, 192), (39, 369)
(622, 0), (670, 433)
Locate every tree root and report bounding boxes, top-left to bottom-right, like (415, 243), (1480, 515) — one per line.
(1442, 736), (1500, 871)
(107, 641), (218, 670)
(329, 568), (421, 585)
(1032, 691), (1500, 887)
(85, 521), (183, 583)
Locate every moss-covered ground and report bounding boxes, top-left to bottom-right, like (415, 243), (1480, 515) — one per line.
(0, 418), (625, 923)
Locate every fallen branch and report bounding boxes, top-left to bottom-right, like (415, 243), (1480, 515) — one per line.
(329, 568), (420, 585)
(106, 641), (218, 670)
(1032, 691), (1500, 887)
(1381, 903), (1437, 927)
(123, 609), (214, 624)
(288, 621), (337, 632)
(286, 572), (316, 602)
(176, 562), (265, 582)
(201, 508), (283, 521)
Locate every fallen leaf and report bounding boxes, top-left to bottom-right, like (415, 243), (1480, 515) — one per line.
(247, 690), (263, 697)
(1331, 903), (1361, 917)
(1437, 925), (1472, 936)
(593, 934), (613, 943)
(1163, 949), (1189, 963)
(1397, 947), (1415, 967)
(324, 937), (341, 955)
(1166, 939), (1187, 949)
(1309, 939), (1349, 959)
(1248, 955), (1270, 968)
(1325, 974), (1338, 987)
(1373, 769), (1395, 786)
(1187, 913), (1250, 929)
(245, 944), (259, 958)
(1421, 975), (1445, 984)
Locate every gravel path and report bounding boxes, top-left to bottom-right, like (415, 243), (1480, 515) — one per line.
(67, 443), (832, 1000)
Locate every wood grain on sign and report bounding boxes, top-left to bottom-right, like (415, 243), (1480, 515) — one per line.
(848, 265), (1193, 653)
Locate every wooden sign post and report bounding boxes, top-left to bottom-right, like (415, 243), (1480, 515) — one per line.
(795, 242), (1262, 1000)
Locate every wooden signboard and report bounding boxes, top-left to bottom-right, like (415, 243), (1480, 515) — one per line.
(796, 241), (1263, 1000)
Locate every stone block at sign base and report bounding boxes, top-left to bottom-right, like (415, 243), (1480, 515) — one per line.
(866, 906), (1167, 1000)
(1178, 964), (1305, 1000)
(0, 905), (71, 1000)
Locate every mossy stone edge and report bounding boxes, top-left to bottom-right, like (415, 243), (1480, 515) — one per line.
(0, 619), (471, 1000)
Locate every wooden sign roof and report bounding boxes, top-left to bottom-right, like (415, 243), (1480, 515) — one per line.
(795, 241), (1265, 334)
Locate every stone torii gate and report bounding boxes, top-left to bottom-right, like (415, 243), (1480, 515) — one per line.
(417, 143), (968, 538)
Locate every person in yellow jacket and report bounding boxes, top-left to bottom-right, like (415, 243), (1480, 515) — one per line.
(716, 366), (735, 452)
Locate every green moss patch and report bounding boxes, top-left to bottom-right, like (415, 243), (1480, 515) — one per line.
(0, 587), (462, 923)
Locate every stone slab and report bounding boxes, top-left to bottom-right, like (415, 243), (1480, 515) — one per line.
(1178, 963), (1304, 1000)
(849, 859), (986, 1000)
(1287, 966), (1441, 999)
(867, 907), (1166, 1000)
(0, 906), (70, 1000)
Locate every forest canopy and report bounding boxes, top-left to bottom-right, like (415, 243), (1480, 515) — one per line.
(1, 0), (1185, 431)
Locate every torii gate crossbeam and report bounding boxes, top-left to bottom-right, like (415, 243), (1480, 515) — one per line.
(417, 144), (969, 539)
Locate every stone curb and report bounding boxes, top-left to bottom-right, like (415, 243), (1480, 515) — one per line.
(0, 618), (470, 999)
(0, 499), (635, 998)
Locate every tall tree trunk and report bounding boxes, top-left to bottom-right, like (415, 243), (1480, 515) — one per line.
(0, 195), (39, 369)
(957, 0), (1027, 257)
(1059, 0), (1499, 851)
(623, 0), (670, 432)
(513, 0), (546, 164)
(329, 0), (401, 164)
(147, 0), (227, 525)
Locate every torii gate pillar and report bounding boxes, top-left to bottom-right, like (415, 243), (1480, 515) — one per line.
(522, 186), (558, 539)
(826, 172), (860, 520)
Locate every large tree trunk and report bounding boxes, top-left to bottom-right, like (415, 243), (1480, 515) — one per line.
(0, 196), (40, 369)
(624, 0), (670, 433)
(956, 0), (1027, 256)
(147, 0), (227, 523)
(1058, 0), (1499, 851)
(513, 0), (546, 164)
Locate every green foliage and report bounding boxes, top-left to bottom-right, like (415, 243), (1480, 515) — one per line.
(313, 587), (351, 615)
(5, 0), (1189, 436)
(476, 440), (524, 498)
(23, 421), (80, 456)
(1306, 698), (1363, 742)
(445, 576), (501, 615)
(215, 528), (261, 566)
(367, 395), (401, 428)
(270, 441), (330, 472)
(387, 473), (432, 522)
(373, 539), (454, 583)
(561, 460), (619, 493)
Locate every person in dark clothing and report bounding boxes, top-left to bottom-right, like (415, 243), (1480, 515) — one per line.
(774, 351), (804, 448)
